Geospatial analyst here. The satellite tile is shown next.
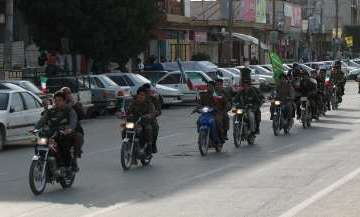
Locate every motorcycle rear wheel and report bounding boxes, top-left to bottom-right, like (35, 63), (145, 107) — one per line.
(141, 154), (152, 167)
(247, 135), (255, 146)
(60, 172), (75, 189)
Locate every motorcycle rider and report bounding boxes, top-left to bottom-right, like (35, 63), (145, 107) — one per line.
(309, 70), (320, 119)
(126, 86), (157, 155)
(316, 68), (327, 114)
(330, 60), (346, 103)
(35, 91), (82, 171)
(141, 83), (161, 154)
(233, 68), (264, 134)
(214, 78), (232, 140)
(270, 72), (296, 121)
(290, 65), (317, 120)
(194, 81), (225, 143)
(61, 87), (85, 158)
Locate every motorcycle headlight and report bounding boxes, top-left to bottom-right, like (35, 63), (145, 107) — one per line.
(37, 138), (48, 145)
(125, 122), (135, 129)
(275, 101), (281, 106)
(236, 109), (243, 114)
(201, 107), (210, 113)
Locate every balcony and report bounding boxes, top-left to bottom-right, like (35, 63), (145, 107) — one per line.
(157, 0), (184, 16)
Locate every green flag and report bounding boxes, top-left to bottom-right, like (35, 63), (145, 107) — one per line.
(269, 52), (284, 81)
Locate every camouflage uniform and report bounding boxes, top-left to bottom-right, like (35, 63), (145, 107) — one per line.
(147, 95), (161, 153)
(330, 68), (346, 102)
(197, 90), (226, 142)
(215, 87), (233, 136)
(233, 86), (264, 133)
(271, 79), (296, 119)
(35, 106), (81, 165)
(127, 99), (156, 148)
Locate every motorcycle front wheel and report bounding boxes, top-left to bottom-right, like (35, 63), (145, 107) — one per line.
(272, 116), (281, 136)
(29, 160), (47, 195)
(233, 124), (242, 148)
(198, 130), (209, 156)
(121, 141), (133, 171)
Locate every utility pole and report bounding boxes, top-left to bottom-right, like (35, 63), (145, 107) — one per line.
(228, 0), (233, 65)
(272, 0), (276, 51)
(334, 0), (339, 59)
(335, 0), (339, 38)
(4, 0), (13, 69)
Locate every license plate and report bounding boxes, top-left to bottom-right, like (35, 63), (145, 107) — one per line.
(300, 97), (308, 101)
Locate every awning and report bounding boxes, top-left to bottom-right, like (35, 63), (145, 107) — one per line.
(220, 32), (270, 50)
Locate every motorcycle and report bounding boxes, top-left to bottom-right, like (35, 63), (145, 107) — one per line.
(29, 129), (77, 195)
(232, 104), (256, 148)
(120, 117), (152, 170)
(272, 100), (293, 136)
(195, 107), (223, 156)
(300, 97), (312, 129)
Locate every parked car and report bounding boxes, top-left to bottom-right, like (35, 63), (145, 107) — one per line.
(286, 63), (314, 75)
(234, 66), (261, 89)
(105, 73), (183, 107)
(2, 80), (42, 96)
(156, 70), (212, 102)
(218, 68), (241, 90)
(247, 65), (275, 90)
(145, 61), (231, 88)
(78, 75), (132, 114)
(0, 89), (43, 150)
(139, 71), (169, 84)
(347, 68), (360, 80)
(46, 76), (95, 117)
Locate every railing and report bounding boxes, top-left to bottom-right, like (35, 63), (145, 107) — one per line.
(157, 0), (183, 16)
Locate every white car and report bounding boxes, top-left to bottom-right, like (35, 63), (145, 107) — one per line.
(106, 73), (183, 106)
(218, 68), (241, 90)
(157, 71), (212, 102)
(0, 89), (43, 150)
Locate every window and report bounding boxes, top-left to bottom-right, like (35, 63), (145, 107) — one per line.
(21, 82), (41, 95)
(11, 93), (24, 112)
(140, 71), (167, 83)
(100, 76), (119, 87)
(109, 76), (128, 86)
(186, 72), (208, 84)
(21, 92), (39, 109)
(158, 74), (181, 85)
(122, 75), (135, 86)
(0, 93), (9, 110)
(91, 77), (105, 88)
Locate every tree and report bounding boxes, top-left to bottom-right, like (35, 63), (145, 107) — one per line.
(17, 0), (160, 69)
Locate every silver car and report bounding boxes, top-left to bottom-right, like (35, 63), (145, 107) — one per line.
(0, 88), (43, 150)
(106, 73), (183, 106)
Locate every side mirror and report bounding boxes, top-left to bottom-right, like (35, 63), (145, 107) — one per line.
(9, 107), (15, 113)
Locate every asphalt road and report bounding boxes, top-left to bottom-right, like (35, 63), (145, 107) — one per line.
(0, 82), (360, 217)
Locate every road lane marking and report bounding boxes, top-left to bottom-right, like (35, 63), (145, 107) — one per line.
(80, 201), (135, 217)
(278, 166), (360, 217)
(84, 133), (183, 157)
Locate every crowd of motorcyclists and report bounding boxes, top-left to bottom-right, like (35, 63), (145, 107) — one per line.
(29, 60), (348, 194)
